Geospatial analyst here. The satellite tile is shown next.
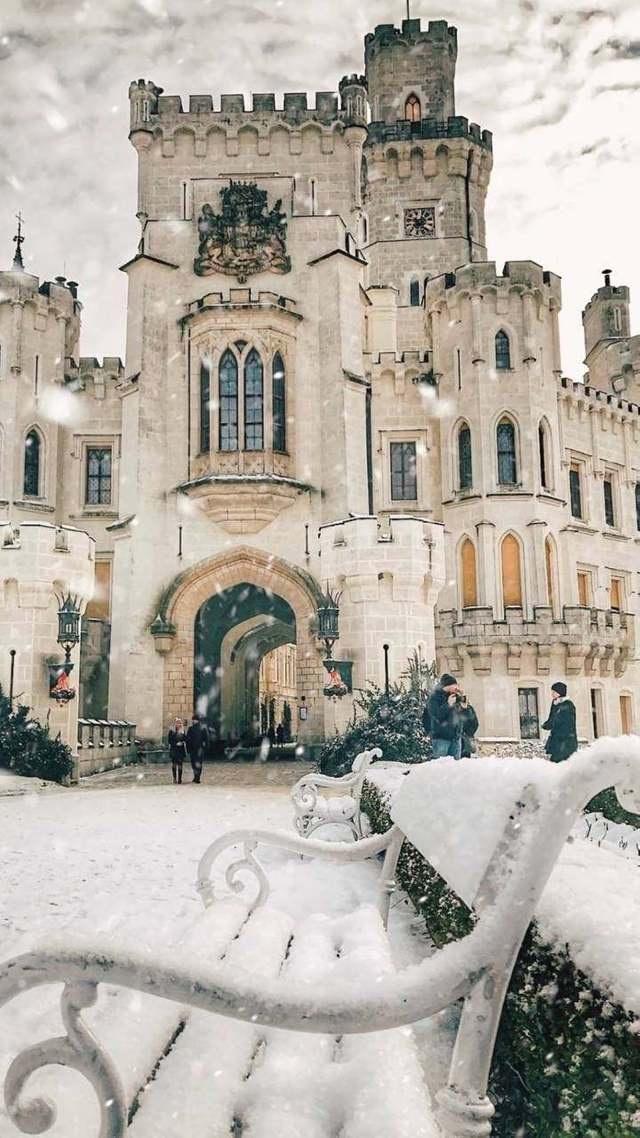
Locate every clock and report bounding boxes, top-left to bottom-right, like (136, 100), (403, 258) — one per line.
(404, 207), (436, 238)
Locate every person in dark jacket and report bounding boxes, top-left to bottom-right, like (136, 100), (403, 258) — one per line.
(459, 696), (479, 758)
(542, 682), (578, 762)
(167, 717), (187, 784)
(427, 674), (464, 759)
(185, 715), (209, 783)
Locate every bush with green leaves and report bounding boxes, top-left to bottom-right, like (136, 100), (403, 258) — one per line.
(319, 652), (436, 776)
(0, 686), (74, 783)
(361, 779), (640, 1138)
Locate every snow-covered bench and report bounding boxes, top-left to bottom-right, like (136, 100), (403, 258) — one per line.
(0, 737), (638, 1138)
(290, 747), (381, 838)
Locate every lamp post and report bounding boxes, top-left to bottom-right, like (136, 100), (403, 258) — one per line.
(8, 649), (16, 707)
(50, 593), (81, 702)
(383, 643), (390, 696)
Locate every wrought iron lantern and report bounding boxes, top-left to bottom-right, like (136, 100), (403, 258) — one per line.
(317, 587), (342, 659)
(56, 593), (81, 665)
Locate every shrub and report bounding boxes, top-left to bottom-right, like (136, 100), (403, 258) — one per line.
(319, 652), (436, 776)
(586, 786), (640, 830)
(0, 686), (73, 784)
(361, 778), (640, 1138)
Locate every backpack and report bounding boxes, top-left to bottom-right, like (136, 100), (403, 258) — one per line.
(421, 703), (431, 734)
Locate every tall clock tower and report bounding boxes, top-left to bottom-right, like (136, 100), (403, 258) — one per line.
(363, 19), (493, 307)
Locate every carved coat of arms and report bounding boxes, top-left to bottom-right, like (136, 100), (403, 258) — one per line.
(194, 181), (292, 282)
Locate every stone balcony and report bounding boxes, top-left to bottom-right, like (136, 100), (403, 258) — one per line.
(436, 605), (635, 678)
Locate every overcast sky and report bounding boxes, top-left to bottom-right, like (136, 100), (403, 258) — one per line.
(0, 0), (638, 379)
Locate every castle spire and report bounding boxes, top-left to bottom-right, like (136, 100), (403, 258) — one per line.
(12, 211), (25, 270)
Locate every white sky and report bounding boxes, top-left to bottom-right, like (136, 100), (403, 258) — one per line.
(0, 0), (638, 378)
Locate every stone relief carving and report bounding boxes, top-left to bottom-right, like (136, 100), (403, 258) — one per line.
(194, 181), (292, 282)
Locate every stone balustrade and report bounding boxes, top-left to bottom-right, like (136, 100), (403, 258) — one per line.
(76, 719), (138, 777)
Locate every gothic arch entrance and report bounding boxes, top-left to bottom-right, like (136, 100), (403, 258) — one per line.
(159, 547), (324, 746)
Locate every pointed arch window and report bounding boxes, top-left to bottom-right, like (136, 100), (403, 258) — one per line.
(461, 538), (478, 608)
(244, 348), (264, 451)
(501, 534), (523, 607)
(458, 424), (473, 490)
(405, 93), (421, 123)
(409, 278), (420, 306)
(24, 429), (41, 497)
(272, 352), (286, 452)
(495, 330), (511, 370)
(538, 421), (550, 490)
(219, 350), (238, 452)
(199, 359), (211, 453)
(497, 418), (517, 485)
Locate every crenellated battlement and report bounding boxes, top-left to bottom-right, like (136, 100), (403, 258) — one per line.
(129, 81), (347, 134)
(558, 374), (640, 417)
(426, 260), (562, 307)
(367, 115), (492, 152)
(365, 19), (457, 58)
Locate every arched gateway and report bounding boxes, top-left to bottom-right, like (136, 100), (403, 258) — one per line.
(155, 547), (325, 746)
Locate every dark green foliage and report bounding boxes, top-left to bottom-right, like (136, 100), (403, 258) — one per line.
(319, 653), (436, 776)
(586, 786), (640, 830)
(0, 686), (73, 783)
(361, 779), (640, 1138)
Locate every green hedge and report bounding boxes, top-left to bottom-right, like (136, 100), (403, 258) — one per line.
(586, 786), (640, 829)
(0, 686), (74, 784)
(361, 781), (640, 1138)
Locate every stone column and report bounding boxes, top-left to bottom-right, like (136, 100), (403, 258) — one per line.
(470, 294), (484, 363)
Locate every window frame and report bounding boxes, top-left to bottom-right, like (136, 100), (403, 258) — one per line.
(218, 349), (239, 453)
(495, 330), (512, 371)
(496, 418), (518, 486)
(199, 359), (211, 454)
(518, 687), (540, 740)
(576, 569), (593, 608)
(458, 424), (473, 490)
(500, 532), (523, 609)
(409, 278), (421, 307)
(569, 463), (583, 519)
(390, 440), (418, 502)
(23, 428), (42, 498)
(609, 574), (625, 613)
(272, 352), (286, 453)
(405, 93), (421, 123)
(243, 348), (264, 452)
(603, 473), (616, 528)
(85, 446), (113, 507)
(635, 482), (640, 531)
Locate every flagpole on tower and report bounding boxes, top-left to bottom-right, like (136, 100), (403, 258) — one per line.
(406, 1), (411, 17)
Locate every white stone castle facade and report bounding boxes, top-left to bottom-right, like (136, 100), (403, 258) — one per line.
(1, 17), (638, 758)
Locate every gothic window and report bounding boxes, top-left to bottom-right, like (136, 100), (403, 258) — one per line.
(219, 350), (238, 452)
(405, 93), (421, 123)
(603, 476), (615, 527)
(495, 330), (511, 370)
(636, 483), (640, 531)
(409, 278), (420, 306)
(460, 538), (478, 608)
(85, 447), (112, 506)
(497, 419), (517, 485)
(458, 425), (473, 489)
(199, 360), (211, 453)
(569, 464), (583, 519)
(501, 533), (523, 607)
(244, 348), (264, 451)
(23, 429), (41, 497)
(272, 352), (286, 452)
(538, 422), (550, 489)
(390, 441), (417, 500)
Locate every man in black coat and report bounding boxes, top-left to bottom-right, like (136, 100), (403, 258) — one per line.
(542, 682), (578, 762)
(185, 715), (210, 783)
(427, 674), (464, 759)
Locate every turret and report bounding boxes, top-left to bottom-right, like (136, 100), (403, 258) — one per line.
(365, 19), (457, 124)
(339, 74), (368, 128)
(582, 269), (631, 359)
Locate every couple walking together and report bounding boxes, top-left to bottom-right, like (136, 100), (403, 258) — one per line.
(167, 715), (209, 784)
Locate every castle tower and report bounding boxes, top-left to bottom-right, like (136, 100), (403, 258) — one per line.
(362, 19), (493, 312)
(582, 270), (639, 398)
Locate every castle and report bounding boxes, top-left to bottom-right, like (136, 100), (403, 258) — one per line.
(1, 17), (638, 764)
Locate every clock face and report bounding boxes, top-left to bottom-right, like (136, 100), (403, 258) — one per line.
(404, 207), (436, 238)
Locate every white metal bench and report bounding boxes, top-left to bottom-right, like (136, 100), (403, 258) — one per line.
(0, 737), (638, 1138)
(290, 747), (381, 838)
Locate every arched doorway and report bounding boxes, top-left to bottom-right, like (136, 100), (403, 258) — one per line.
(194, 583), (296, 744)
(157, 546), (324, 745)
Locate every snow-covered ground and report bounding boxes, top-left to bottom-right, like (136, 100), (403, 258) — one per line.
(0, 780), (451, 1137)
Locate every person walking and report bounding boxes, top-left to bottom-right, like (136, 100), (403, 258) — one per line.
(186, 714), (209, 784)
(459, 695), (479, 758)
(427, 674), (464, 759)
(542, 682), (578, 763)
(167, 717), (187, 784)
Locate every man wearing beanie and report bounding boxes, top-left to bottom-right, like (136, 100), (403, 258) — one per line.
(427, 674), (464, 759)
(542, 682), (578, 762)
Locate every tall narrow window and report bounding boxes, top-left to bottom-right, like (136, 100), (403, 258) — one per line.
(244, 348), (264, 451)
(545, 536), (555, 611)
(409, 278), (420, 306)
(577, 571), (591, 607)
(405, 93), (421, 122)
(390, 441), (417, 500)
(519, 688), (540, 739)
(501, 534), (523, 607)
(620, 694), (633, 735)
(497, 419), (517, 485)
(636, 483), (640, 531)
(219, 350), (238, 452)
(458, 425), (472, 489)
(23, 430), (41, 497)
(610, 576), (623, 612)
(590, 688), (603, 738)
(603, 476), (615, 527)
(461, 538), (478, 608)
(199, 360), (211, 453)
(569, 464), (582, 519)
(538, 423), (549, 489)
(272, 352), (286, 452)
(85, 447), (112, 506)
(495, 330), (511, 370)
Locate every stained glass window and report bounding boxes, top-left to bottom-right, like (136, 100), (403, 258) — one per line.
(495, 330), (511, 370)
(390, 441), (417, 500)
(272, 353), (286, 452)
(458, 425), (472, 489)
(497, 419), (517, 485)
(219, 350), (238, 452)
(23, 430), (41, 497)
(199, 361), (211, 453)
(244, 349), (264, 451)
(85, 448), (112, 505)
